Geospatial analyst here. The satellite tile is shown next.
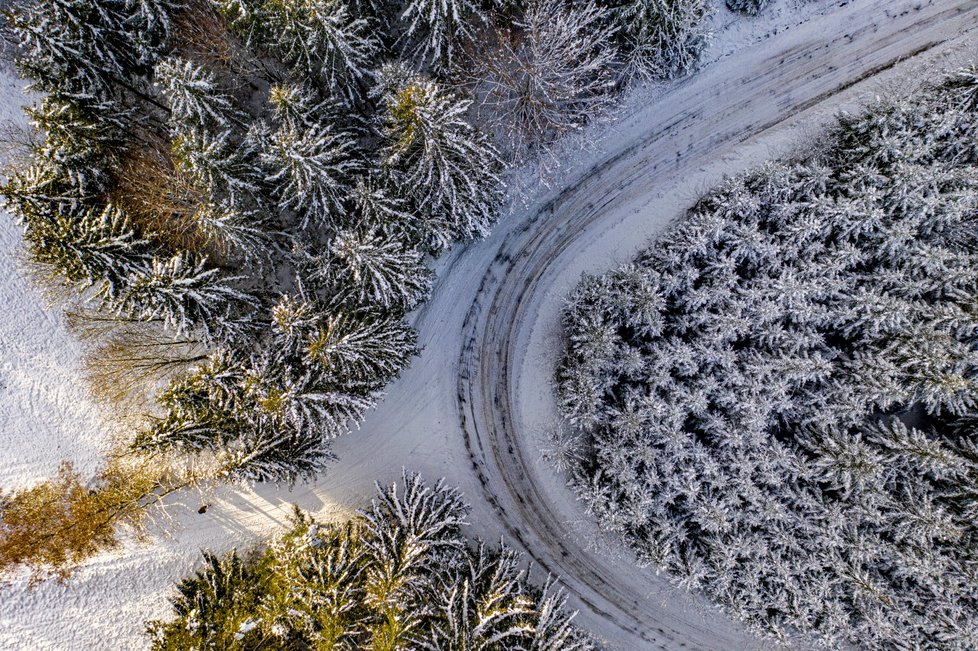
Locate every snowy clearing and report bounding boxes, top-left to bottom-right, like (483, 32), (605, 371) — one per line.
(2, 0), (978, 649)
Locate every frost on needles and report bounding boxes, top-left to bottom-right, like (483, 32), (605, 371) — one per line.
(556, 69), (978, 649)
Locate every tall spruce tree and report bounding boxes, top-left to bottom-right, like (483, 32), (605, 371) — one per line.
(376, 64), (503, 251)
(316, 226), (432, 311)
(400, 0), (484, 68)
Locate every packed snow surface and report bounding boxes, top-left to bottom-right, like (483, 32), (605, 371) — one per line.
(2, 1), (978, 648)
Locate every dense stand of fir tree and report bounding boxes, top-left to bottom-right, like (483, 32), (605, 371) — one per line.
(555, 70), (978, 649)
(147, 474), (595, 650)
(0, 0), (712, 487)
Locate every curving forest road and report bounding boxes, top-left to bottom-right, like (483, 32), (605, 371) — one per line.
(4, 1), (978, 649)
(453, 1), (978, 648)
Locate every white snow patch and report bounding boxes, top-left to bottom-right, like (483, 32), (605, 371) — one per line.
(0, 67), (116, 492)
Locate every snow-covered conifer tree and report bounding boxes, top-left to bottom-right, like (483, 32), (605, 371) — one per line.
(8, 0), (177, 99)
(155, 57), (236, 130)
(606, 0), (709, 82)
(316, 227), (432, 311)
(172, 127), (259, 201)
(22, 204), (148, 297)
(376, 64), (503, 250)
(400, 0), (484, 68)
(25, 95), (129, 186)
(260, 121), (359, 228)
(111, 253), (256, 340)
(305, 309), (417, 388)
(217, 0), (377, 104)
(138, 290), (416, 481)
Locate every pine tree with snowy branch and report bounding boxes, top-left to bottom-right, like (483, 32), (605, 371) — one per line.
(137, 292), (416, 482)
(25, 94), (129, 185)
(214, 0), (378, 104)
(109, 253), (257, 341)
(6, 0), (177, 100)
(315, 226), (432, 311)
(22, 203), (149, 297)
(260, 120), (359, 228)
(376, 64), (503, 250)
(155, 56), (237, 130)
(400, 0), (485, 69)
(172, 127), (260, 202)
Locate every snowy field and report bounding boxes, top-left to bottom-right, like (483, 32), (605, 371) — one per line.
(2, 1), (978, 649)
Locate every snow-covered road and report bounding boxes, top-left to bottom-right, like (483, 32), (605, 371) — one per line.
(3, 1), (978, 648)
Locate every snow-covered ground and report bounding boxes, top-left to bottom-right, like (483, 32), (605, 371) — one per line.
(0, 68), (117, 493)
(2, 1), (977, 649)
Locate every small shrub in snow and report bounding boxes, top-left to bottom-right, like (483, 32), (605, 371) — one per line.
(0, 460), (175, 583)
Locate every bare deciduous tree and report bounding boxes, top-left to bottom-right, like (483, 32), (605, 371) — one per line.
(461, 0), (618, 164)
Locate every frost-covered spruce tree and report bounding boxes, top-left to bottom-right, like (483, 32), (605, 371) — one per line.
(136, 293), (416, 482)
(155, 57), (237, 130)
(375, 63), (503, 251)
(111, 253), (257, 341)
(213, 0), (378, 104)
(726, 0), (772, 16)
(22, 95), (129, 190)
(8, 187), (256, 343)
(6, 0), (178, 101)
(258, 92), (360, 228)
(400, 0), (485, 69)
(147, 474), (596, 650)
(156, 55), (259, 204)
(316, 226), (432, 311)
(467, 0), (618, 159)
(604, 0), (709, 82)
(20, 204), (150, 298)
(171, 127), (260, 204)
(554, 68), (978, 650)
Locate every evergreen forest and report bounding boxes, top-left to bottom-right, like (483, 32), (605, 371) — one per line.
(556, 68), (978, 649)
